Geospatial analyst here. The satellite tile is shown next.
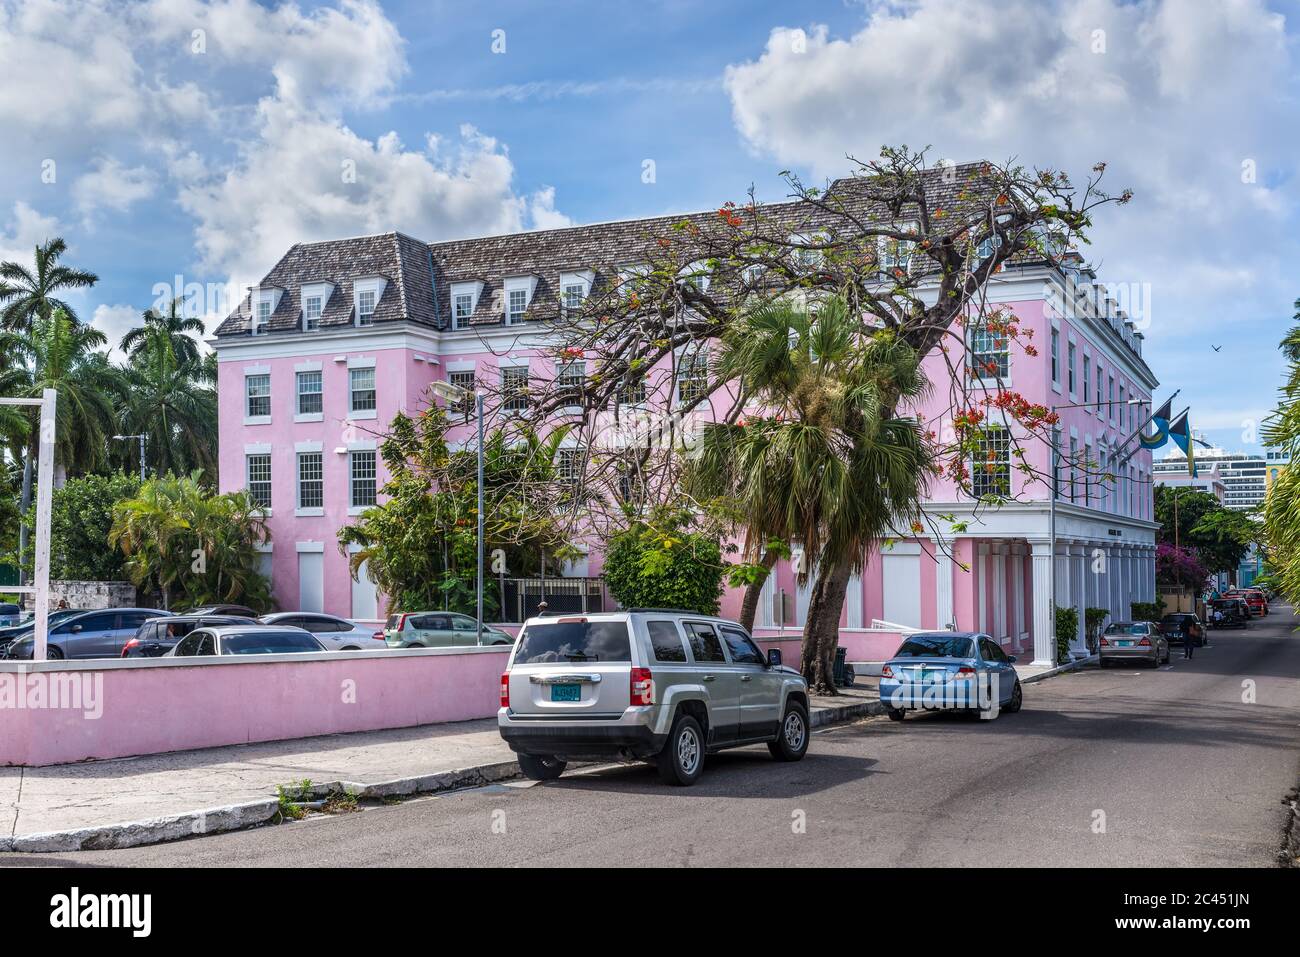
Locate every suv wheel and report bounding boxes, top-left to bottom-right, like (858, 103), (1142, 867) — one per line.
(517, 754), (566, 781)
(768, 701), (810, 762)
(657, 713), (705, 786)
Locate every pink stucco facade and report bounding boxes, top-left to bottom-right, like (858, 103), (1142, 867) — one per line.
(215, 236), (1160, 671)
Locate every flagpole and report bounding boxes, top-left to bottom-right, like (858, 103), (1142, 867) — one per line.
(1112, 393), (1183, 471)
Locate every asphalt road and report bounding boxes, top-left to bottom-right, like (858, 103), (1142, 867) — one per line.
(10, 609), (1300, 868)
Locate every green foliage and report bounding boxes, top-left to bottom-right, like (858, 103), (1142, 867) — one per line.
(1130, 601), (1163, 623)
(602, 509), (724, 615)
(338, 406), (573, 616)
(26, 472), (140, 581)
(109, 473), (272, 611)
(1084, 606), (1109, 651)
(1153, 485), (1260, 574)
(1054, 606), (1078, 664)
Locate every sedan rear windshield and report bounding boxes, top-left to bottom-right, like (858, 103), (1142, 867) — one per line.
(894, 636), (974, 659)
(1161, 615), (1193, 624)
(514, 620), (632, 664)
(1104, 623), (1147, 635)
(221, 631), (322, 655)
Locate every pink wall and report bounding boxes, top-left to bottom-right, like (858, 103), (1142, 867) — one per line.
(0, 648), (508, 766)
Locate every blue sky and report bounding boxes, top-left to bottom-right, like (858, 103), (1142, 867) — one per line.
(1, 0), (1297, 455)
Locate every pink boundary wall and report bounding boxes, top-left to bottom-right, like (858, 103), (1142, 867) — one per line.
(0, 647), (509, 767)
(1, 630), (907, 767)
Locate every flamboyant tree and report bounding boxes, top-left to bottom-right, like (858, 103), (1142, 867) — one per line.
(470, 147), (1131, 690)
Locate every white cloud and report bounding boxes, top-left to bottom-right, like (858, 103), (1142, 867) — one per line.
(90, 303), (141, 357)
(722, 0), (1298, 435)
(525, 186), (574, 231)
(177, 103), (549, 284)
(0, 201), (62, 267)
(73, 158), (157, 221)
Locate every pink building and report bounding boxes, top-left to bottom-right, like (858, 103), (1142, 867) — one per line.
(214, 179), (1159, 668)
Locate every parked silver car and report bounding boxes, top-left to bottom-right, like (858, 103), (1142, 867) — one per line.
(1099, 621), (1169, 668)
(258, 612), (378, 650)
(166, 625), (326, 657)
(498, 610), (810, 786)
(385, 611), (513, 648)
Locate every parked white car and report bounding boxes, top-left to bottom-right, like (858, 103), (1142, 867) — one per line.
(257, 613), (380, 651)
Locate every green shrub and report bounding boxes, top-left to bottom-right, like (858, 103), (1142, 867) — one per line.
(1054, 606), (1078, 665)
(1130, 601), (1163, 623)
(602, 510), (724, 615)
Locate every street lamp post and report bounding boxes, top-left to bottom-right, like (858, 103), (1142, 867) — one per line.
(429, 381), (485, 645)
(112, 433), (147, 481)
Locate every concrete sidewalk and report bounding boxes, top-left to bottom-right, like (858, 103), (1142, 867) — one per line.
(2, 686), (883, 853)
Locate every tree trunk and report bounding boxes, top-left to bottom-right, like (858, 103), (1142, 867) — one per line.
(799, 559), (853, 694)
(738, 548), (780, 632)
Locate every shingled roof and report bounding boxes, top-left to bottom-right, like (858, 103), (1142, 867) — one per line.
(213, 162), (1081, 340)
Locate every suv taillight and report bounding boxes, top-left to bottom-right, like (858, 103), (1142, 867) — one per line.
(954, 666), (976, 679)
(1100, 637), (1109, 646)
(1138, 637), (1151, 646)
(396, 614), (411, 631)
(881, 664), (894, 678)
(372, 631), (385, 640)
(121, 638), (140, 658)
(630, 667), (654, 706)
(500, 672), (510, 709)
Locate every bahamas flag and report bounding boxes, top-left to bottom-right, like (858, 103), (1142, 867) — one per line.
(1139, 397), (1173, 450)
(1168, 410), (1197, 477)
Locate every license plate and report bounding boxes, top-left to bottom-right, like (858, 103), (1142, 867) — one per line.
(1118, 640), (1133, 647)
(550, 684), (581, 702)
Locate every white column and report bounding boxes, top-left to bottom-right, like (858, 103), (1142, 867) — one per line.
(1069, 544), (1087, 654)
(978, 543), (989, 634)
(1011, 545), (1025, 652)
(934, 539), (954, 630)
(1031, 541), (1055, 666)
(993, 544), (1007, 643)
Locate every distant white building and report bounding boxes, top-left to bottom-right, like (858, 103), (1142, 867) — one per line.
(1153, 439), (1267, 512)
(1153, 463), (1227, 503)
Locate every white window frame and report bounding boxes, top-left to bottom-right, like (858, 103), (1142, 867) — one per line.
(353, 278), (385, 328)
(246, 453), (272, 511)
(971, 425), (1011, 499)
(295, 370), (323, 418)
(503, 276), (537, 325)
(559, 270), (593, 315)
(449, 280), (483, 331)
(245, 372), (271, 422)
(501, 365), (530, 413)
(349, 449), (378, 512)
(296, 451), (324, 514)
(349, 366), (377, 417)
(878, 223), (917, 276)
(967, 322), (1010, 383)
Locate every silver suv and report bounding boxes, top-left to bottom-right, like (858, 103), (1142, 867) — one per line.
(498, 609), (811, 786)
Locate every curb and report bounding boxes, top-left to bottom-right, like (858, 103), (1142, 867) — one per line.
(2, 704), (885, 854)
(1, 760), (526, 854)
(1018, 655), (1097, 685)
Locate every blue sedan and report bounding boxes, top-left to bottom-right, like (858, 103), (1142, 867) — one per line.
(879, 631), (1023, 721)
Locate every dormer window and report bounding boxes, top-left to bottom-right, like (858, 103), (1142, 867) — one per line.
(303, 295), (323, 330)
(357, 289), (376, 325)
(677, 260), (711, 294)
(878, 224), (918, 276)
(250, 287), (282, 335)
(975, 234), (1002, 259)
(503, 276), (537, 325)
(559, 270), (593, 315)
(352, 277), (385, 328)
(618, 265), (650, 299)
(789, 233), (826, 269)
(449, 280), (483, 331)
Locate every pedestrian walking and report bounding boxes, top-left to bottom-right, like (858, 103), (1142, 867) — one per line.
(1184, 627), (1195, 659)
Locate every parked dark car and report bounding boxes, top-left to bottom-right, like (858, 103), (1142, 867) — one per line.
(1159, 613), (1205, 647)
(0, 603), (22, 627)
(121, 614), (257, 657)
(4, 608), (174, 660)
(0, 607), (85, 654)
(165, 625), (325, 657)
(180, 604), (258, 618)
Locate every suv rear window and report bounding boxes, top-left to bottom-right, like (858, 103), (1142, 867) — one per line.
(514, 620), (632, 664)
(894, 636), (974, 658)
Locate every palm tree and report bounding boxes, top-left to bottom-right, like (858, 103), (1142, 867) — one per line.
(0, 237), (98, 332)
(120, 296), (206, 368)
(0, 309), (120, 480)
(110, 473), (271, 610)
(688, 296), (933, 691)
(116, 322), (217, 478)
